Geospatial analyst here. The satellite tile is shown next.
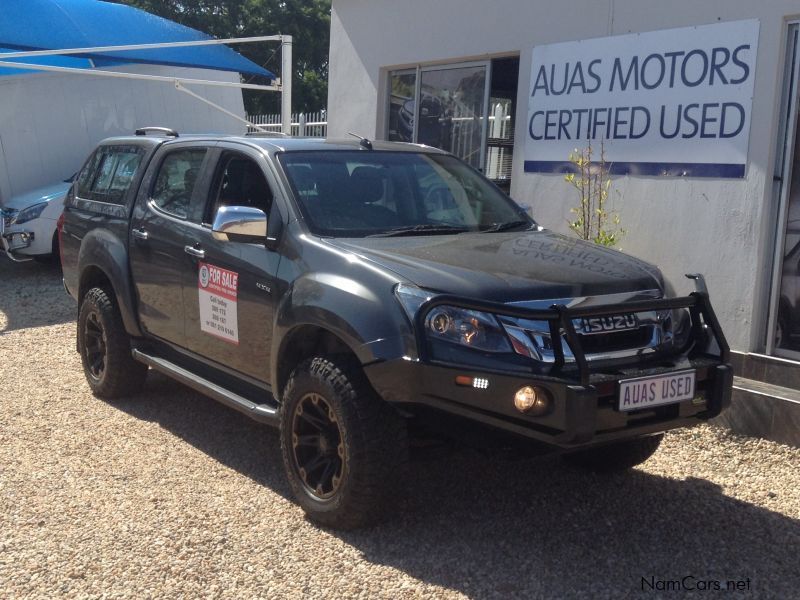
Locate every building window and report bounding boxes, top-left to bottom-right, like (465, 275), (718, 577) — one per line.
(386, 57), (518, 192)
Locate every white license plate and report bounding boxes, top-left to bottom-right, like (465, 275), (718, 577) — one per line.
(618, 370), (696, 411)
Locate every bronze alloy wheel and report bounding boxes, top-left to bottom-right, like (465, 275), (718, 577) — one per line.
(290, 392), (346, 500)
(279, 356), (408, 529)
(83, 309), (108, 381)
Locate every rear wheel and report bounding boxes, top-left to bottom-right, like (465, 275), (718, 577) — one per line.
(77, 287), (147, 398)
(561, 434), (664, 472)
(280, 357), (407, 529)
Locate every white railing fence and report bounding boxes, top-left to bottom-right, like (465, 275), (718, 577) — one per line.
(247, 111), (327, 137)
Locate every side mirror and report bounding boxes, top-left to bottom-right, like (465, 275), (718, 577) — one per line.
(212, 205), (267, 241)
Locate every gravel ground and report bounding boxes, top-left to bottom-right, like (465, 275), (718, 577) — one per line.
(1, 258), (799, 599)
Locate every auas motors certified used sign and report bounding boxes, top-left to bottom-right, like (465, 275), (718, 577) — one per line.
(525, 20), (759, 177)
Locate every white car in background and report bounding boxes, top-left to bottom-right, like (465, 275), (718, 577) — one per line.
(0, 177), (73, 262)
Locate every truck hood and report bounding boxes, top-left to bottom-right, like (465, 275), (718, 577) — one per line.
(1, 181), (71, 211)
(325, 229), (663, 302)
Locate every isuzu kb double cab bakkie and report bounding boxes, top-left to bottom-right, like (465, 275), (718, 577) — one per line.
(60, 128), (732, 529)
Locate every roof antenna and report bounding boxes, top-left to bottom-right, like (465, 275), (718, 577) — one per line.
(347, 131), (373, 150)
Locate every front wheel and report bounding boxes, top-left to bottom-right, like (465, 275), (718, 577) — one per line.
(561, 434), (664, 472)
(77, 287), (148, 398)
(280, 357), (407, 529)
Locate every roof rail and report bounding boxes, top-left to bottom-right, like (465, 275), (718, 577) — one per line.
(135, 127), (179, 137)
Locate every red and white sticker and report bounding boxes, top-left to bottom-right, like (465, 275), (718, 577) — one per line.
(198, 262), (239, 344)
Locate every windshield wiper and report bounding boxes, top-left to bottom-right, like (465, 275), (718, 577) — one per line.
(480, 220), (533, 233)
(367, 224), (470, 237)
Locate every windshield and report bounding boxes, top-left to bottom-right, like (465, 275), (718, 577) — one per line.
(278, 151), (532, 237)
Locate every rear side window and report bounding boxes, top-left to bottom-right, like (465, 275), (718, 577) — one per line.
(76, 145), (144, 205)
(150, 149), (207, 220)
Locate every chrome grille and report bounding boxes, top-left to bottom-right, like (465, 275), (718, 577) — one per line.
(499, 290), (675, 362)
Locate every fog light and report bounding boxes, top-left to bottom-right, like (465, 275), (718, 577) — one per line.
(514, 386), (551, 415)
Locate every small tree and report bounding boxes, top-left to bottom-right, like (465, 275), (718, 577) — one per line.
(564, 141), (624, 247)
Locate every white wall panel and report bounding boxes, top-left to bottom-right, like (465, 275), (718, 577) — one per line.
(0, 64), (246, 201)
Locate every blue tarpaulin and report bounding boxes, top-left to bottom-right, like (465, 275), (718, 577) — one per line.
(0, 0), (274, 79)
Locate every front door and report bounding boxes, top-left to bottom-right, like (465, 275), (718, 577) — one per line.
(129, 144), (212, 347)
(182, 148), (282, 382)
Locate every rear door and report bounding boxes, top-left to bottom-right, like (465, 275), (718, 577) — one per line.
(63, 143), (147, 293)
(181, 145), (283, 382)
(129, 142), (213, 347)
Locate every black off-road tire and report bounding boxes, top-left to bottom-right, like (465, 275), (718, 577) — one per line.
(561, 434), (664, 472)
(77, 287), (148, 399)
(280, 357), (408, 530)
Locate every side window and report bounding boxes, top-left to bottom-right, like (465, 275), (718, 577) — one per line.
(151, 149), (207, 220)
(76, 146), (144, 204)
(205, 154), (273, 223)
(108, 152), (143, 196)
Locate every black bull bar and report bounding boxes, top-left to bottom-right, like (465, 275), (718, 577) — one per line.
(413, 292), (730, 385)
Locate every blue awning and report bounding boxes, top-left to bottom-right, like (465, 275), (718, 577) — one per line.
(0, 0), (274, 79)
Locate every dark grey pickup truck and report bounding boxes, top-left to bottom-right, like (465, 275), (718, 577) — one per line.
(60, 128), (732, 529)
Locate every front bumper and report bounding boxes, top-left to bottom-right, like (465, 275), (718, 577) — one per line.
(365, 290), (732, 448)
(0, 216), (34, 262)
(365, 358), (732, 448)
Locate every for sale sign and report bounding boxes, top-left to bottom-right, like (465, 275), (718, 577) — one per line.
(524, 19), (759, 177)
(198, 262), (239, 344)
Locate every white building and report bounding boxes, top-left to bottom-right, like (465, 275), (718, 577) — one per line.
(328, 0), (800, 444)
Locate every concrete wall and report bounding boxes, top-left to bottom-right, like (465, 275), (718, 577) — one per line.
(328, 0), (800, 352)
(0, 64), (246, 202)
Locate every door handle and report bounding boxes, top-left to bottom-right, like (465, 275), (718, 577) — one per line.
(132, 228), (148, 241)
(184, 244), (205, 259)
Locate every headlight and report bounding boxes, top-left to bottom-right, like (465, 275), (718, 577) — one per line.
(14, 202), (47, 224)
(425, 305), (512, 352)
(394, 284), (512, 353)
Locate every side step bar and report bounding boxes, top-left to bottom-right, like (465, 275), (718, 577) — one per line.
(132, 349), (279, 426)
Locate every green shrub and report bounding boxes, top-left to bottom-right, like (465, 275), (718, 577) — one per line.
(564, 141), (624, 248)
